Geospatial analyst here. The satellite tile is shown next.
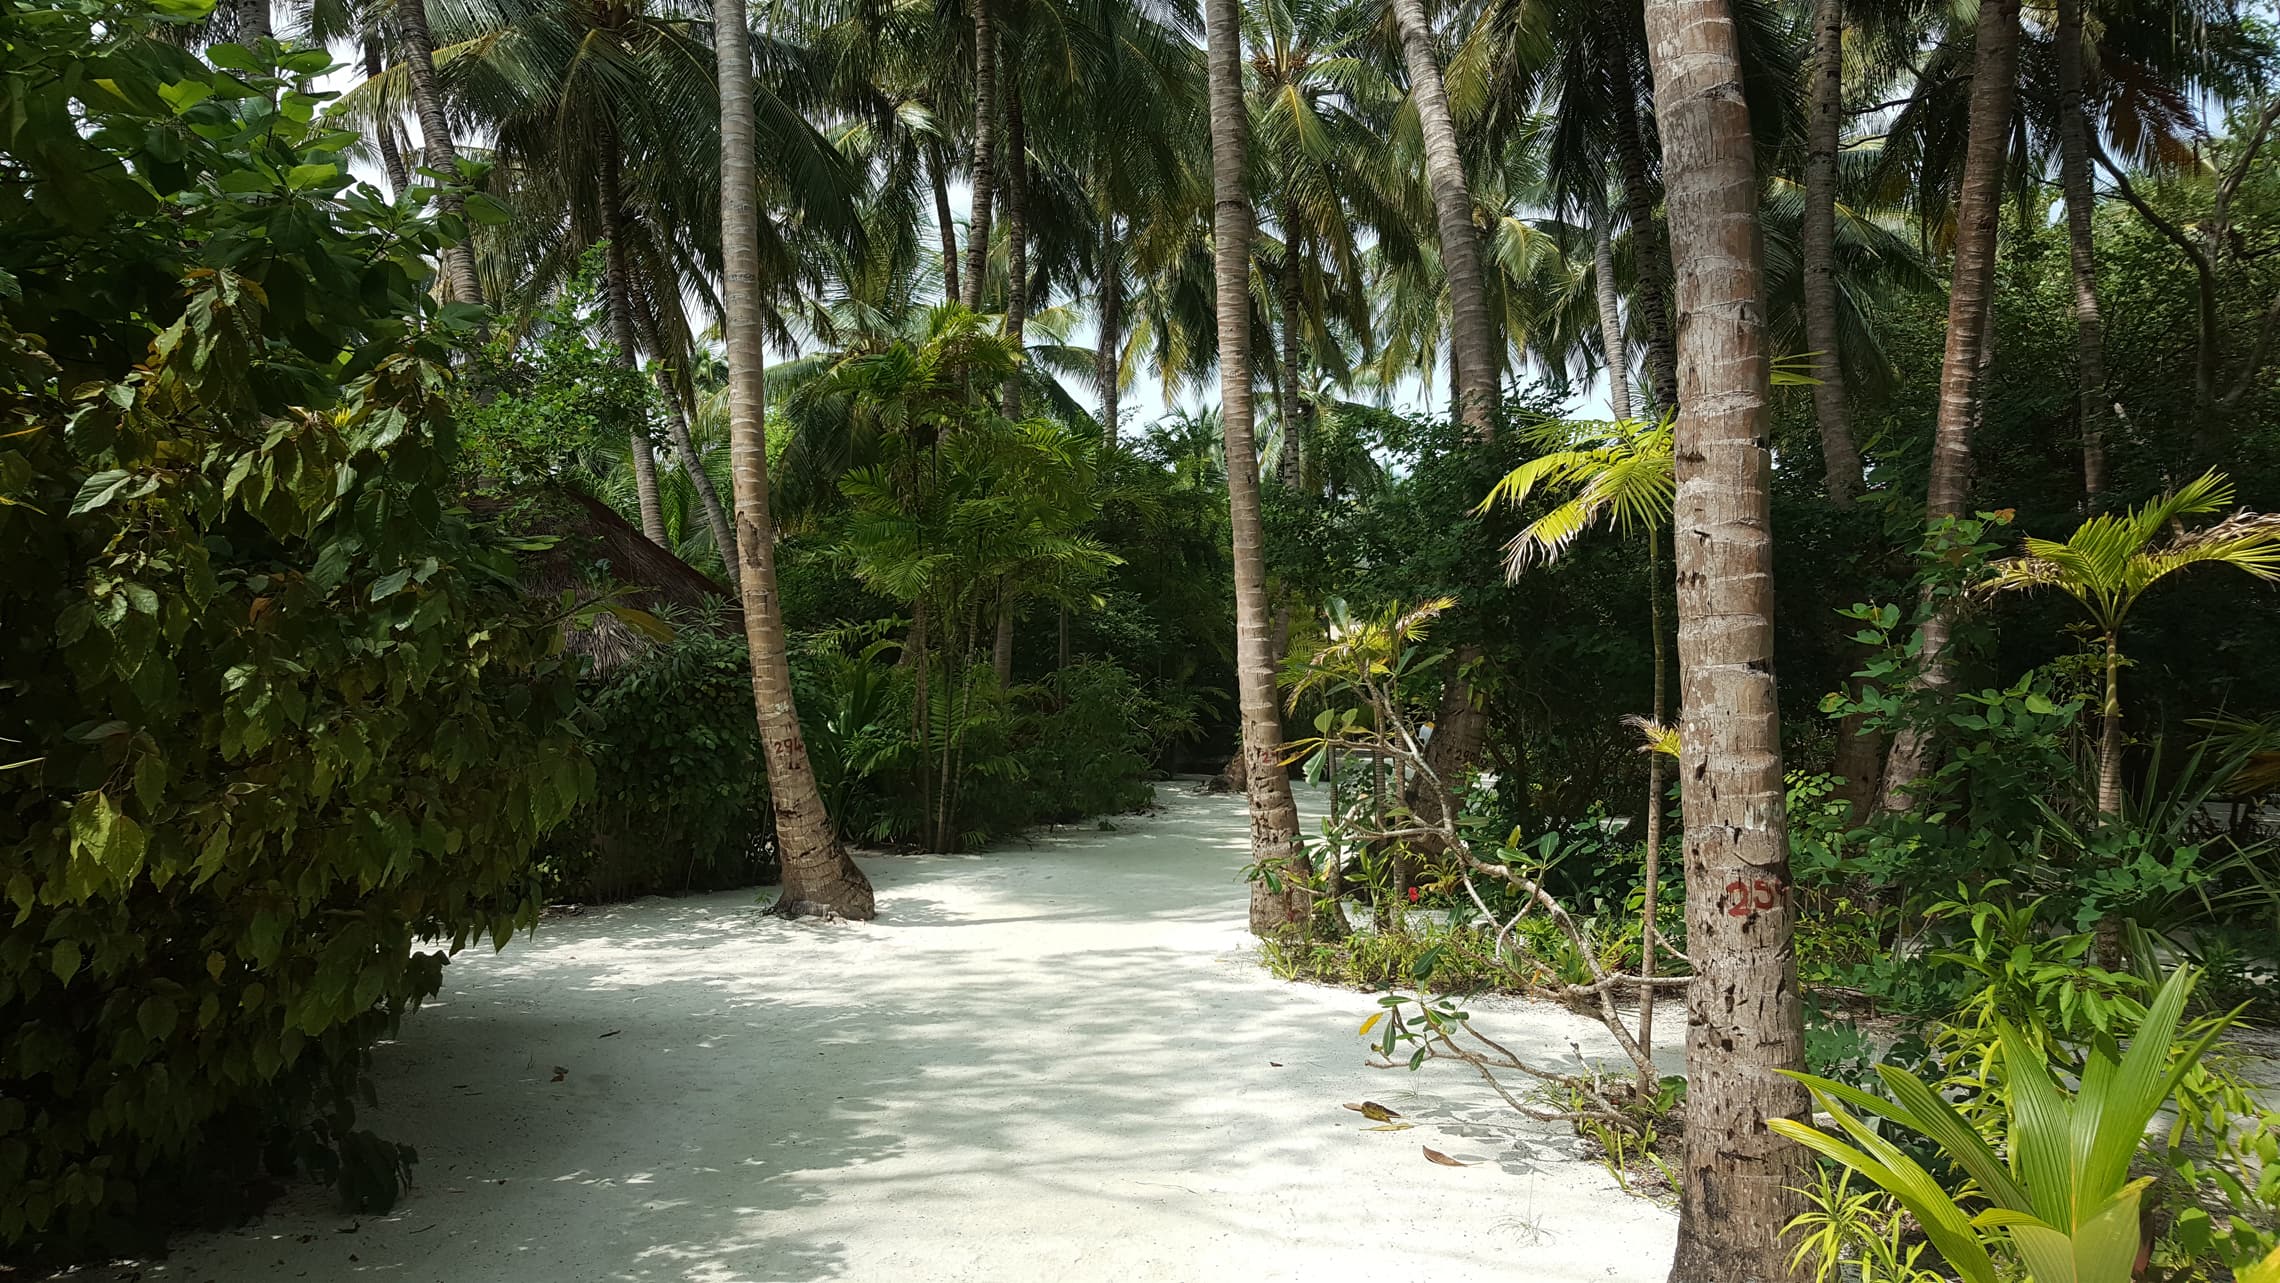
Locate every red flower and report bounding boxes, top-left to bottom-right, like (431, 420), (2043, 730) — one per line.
(1407, 886), (1420, 903)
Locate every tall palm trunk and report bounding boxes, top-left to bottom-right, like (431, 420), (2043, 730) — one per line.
(597, 145), (668, 546)
(1392, 0), (1496, 436)
(930, 139), (961, 306)
(713, 0), (875, 920)
(1642, 1), (1808, 1276)
(2056, 0), (2109, 500)
(1278, 236), (1304, 484)
(1204, 0), (1312, 937)
(1001, 85), (1028, 413)
(226, 0), (270, 42)
(1877, 0), (2020, 812)
(1612, 67), (1680, 414)
(396, 0), (483, 306)
(1801, 0), (1864, 501)
(1096, 214), (1123, 447)
(639, 305), (738, 590)
(961, 0), (1000, 312)
(1592, 218), (1632, 421)
(363, 37), (411, 198)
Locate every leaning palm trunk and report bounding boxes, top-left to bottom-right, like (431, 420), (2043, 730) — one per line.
(1204, 0), (1312, 936)
(1001, 85), (1028, 413)
(2056, 0), (2110, 499)
(961, 0), (999, 312)
(1095, 214), (1123, 448)
(713, 0), (875, 920)
(638, 304), (737, 589)
(597, 146), (668, 546)
(1641, 0), (1810, 1276)
(1391, 0), (1496, 436)
(1612, 76), (1679, 414)
(930, 138), (961, 306)
(395, 0), (483, 306)
(1592, 218), (1631, 421)
(1800, 0), (1863, 502)
(1878, 0), (2020, 812)
(363, 36), (411, 198)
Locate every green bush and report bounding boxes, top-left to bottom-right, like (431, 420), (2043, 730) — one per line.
(0, 19), (588, 1254)
(1016, 662), (1157, 823)
(540, 622), (777, 900)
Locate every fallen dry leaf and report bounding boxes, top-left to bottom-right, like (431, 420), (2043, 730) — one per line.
(1422, 1147), (1470, 1167)
(550, 1066), (567, 1082)
(1365, 1123), (1414, 1132)
(1342, 1101), (1401, 1122)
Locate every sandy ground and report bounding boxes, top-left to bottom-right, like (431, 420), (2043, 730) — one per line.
(96, 783), (1678, 1283)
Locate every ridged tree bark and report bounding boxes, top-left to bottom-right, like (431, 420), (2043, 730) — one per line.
(363, 37), (411, 198)
(1593, 218), (1632, 421)
(1205, 0), (1311, 936)
(1096, 214), (1123, 448)
(1644, 1), (1809, 1276)
(1392, 0), (1496, 436)
(1801, 0), (1863, 502)
(1612, 70), (1680, 414)
(714, 0), (876, 920)
(961, 0), (999, 312)
(639, 304), (738, 591)
(225, 0), (270, 42)
(1877, 0), (2019, 812)
(1001, 84), (1028, 413)
(597, 145), (668, 546)
(2055, 0), (2109, 499)
(930, 139), (961, 306)
(396, 0), (483, 306)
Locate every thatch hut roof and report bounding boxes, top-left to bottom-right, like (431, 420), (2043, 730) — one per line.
(471, 487), (738, 675)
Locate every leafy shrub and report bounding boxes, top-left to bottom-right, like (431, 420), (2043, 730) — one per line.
(539, 620), (776, 901)
(1260, 919), (1515, 994)
(1016, 662), (1156, 823)
(0, 23), (588, 1253)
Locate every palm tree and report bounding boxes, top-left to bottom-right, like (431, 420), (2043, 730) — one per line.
(393, 0), (482, 304)
(1799, 0), (1862, 502)
(1980, 472), (2280, 817)
(1389, 0), (1495, 435)
(715, 0), (876, 919)
(1877, 0), (2022, 813)
(1479, 414), (1671, 1096)
(1206, 0), (1315, 937)
(1641, 0), (1807, 1274)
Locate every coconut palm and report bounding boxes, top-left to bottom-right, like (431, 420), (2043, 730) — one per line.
(1388, 0), (1495, 435)
(715, 0), (877, 919)
(1980, 472), (2280, 818)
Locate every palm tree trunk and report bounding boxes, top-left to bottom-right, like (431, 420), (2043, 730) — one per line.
(714, 0), (875, 920)
(1205, 0), (1311, 937)
(2098, 630), (2123, 816)
(2056, 0), (2109, 500)
(1001, 84), (1028, 413)
(1878, 0), (2019, 813)
(1392, 0), (1496, 436)
(226, 0), (270, 42)
(1278, 240), (1304, 484)
(1612, 67), (1680, 414)
(363, 37), (411, 199)
(994, 590), (1015, 687)
(1637, 533), (1666, 1099)
(597, 145), (669, 546)
(1801, 0), (1864, 501)
(395, 0), (482, 306)
(930, 138), (961, 306)
(1593, 217), (1632, 421)
(1641, 1), (1808, 1275)
(961, 0), (999, 313)
(640, 305), (738, 590)
(1096, 215), (1123, 448)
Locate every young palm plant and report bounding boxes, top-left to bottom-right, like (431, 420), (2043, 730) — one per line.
(1979, 471), (2280, 818)
(1476, 414), (1671, 1094)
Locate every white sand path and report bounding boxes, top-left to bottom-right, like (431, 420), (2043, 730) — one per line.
(112, 783), (1678, 1282)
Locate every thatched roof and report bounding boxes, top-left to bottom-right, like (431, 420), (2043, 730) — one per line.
(470, 487), (738, 674)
